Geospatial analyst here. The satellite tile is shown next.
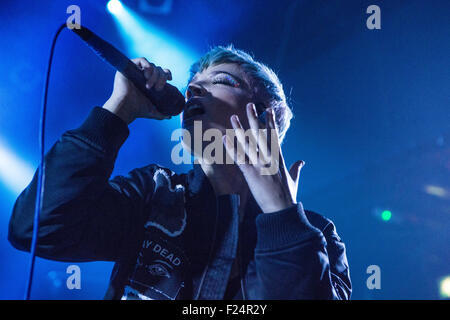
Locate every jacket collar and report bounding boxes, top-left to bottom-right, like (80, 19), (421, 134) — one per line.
(185, 164), (214, 204)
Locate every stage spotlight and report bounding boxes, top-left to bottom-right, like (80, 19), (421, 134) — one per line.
(439, 276), (450, 299)
(108, 2), (198, 90)
(107, 0), (124, 15)
(0, 138), (34, 195)
(381, 210), (392, 222)
(424, 184), (448, 198)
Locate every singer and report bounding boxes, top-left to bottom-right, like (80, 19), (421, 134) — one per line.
(8, 45), (351, 300)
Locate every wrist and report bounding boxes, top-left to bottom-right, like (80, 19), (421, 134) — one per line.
(261, 199), (296, 214)
(102, 96), (134, 125)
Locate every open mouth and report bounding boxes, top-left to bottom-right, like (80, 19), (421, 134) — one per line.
(183, 99), (205, 121)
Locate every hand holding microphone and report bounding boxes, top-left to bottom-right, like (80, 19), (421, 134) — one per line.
(69, 24), (185, 124)
(103, 57), (175, 124)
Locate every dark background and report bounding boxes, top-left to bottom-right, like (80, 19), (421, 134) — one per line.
(0, 0), (449, 299)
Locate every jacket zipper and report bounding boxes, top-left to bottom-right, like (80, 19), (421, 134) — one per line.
(194, 204), (219, 300)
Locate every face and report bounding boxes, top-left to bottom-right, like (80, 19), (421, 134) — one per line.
(181, 63), (258, 160)
(182, 63), (255, 135)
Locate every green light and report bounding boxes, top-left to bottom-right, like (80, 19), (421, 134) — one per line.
(381, 210), (392, 221)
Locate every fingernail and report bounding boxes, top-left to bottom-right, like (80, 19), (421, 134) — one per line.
(232, 114), (239, 122)
(251, 103), (257, 116)
(222, 134), (230, 146)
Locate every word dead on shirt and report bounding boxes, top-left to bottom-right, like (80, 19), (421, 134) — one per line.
(142, 239), (182, 266)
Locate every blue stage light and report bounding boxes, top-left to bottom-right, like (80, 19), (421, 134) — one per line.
(0, 138), (34, 195)
(107, 2), (198, 91)
(107, 0), (123, 15)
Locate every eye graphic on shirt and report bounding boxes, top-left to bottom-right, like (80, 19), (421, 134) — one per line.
(147, 263), (171, 278)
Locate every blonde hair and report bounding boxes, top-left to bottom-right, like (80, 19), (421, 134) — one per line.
(188, 45), (293, 142)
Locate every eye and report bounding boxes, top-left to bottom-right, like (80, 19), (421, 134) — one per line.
(148, 263), (170, 278)
(212, 74), (240, 88)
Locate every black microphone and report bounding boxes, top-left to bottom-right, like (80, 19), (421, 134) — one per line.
(69, 24), (185, 116)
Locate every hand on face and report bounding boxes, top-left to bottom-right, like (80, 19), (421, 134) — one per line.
(183, 63), (303, 212)
(223, 103), (305, 213)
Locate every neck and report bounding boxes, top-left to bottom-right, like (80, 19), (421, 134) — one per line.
(200, 161), (249, 223)
(200, 161), (247, 197)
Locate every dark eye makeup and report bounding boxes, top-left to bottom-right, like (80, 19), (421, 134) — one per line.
(211, 73), (241, 88)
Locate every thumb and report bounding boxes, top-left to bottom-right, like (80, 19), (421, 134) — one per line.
(289, 160), (305, 184)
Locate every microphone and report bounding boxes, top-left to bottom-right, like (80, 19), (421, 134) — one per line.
(69, 24), (185, 116)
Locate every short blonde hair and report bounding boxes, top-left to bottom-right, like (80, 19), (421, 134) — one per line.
(188, 45), (293, 142)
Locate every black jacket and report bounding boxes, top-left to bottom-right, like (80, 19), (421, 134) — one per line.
(8, 107), (351, 300)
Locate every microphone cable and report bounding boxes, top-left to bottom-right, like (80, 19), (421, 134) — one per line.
(24, 23), (67, 300)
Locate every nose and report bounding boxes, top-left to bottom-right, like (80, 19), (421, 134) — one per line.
(186, 82), (207, 99)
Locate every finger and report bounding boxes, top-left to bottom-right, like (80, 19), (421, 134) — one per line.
(288, 160), (304, 200)
(146, 63), (158, 89)
(154, 66), (167, 91)
(265, 108), (274, 153)
(246, 103), (260, 131)
(132, 57), (151, 69)
(265, 107), (279, 143)
(256, 127), (270, 166)
(289, 160), (305, 184)
(265, 108), (283, 173)
(230, 115), (248, 165)
(222, 134), (233, 158)
(245, 103), (262, 164)
(223, 133), (239, 165)
(231, 114), (259, 165)
(163, 68), (172, 81)
(143, 67), (154, 88)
